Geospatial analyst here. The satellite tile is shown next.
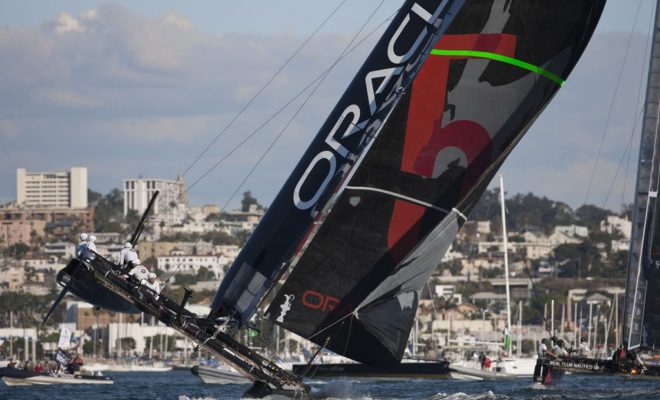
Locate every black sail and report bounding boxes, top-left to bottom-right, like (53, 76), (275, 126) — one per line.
(266, 0), (606, 366)
(211, 0), (467, 323)
(624, 0), (660, 351)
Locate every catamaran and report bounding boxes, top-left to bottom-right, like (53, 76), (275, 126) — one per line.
(534, 0), (660, 384)
(45, 1), (604, 397)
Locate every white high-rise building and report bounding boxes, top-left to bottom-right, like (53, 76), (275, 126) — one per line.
(16, 167), (88, 209)
(123, 177), (186, 217)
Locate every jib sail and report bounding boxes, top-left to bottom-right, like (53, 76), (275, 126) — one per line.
(267, 0), (605, 366)
(624, 0), (660, 351)
(211, 0), (467, 323)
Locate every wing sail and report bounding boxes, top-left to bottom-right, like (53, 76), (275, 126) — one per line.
(267, 0), (606, 366)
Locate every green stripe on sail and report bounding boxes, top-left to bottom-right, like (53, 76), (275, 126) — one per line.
(430, 49), (565, 86)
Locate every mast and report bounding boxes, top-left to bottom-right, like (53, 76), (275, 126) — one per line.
(500, 174), (512, 357)
(624, 0), (660, 350)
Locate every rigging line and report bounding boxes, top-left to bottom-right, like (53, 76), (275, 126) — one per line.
(217, 0), (386, 217)
(149, 11), (398, 224)
(603, 108), (644, 208)
(182, 9), (396, 197)
(583, 0), (644, 205)
(179, 0), (348, 178)
(621, 0), (657, 210)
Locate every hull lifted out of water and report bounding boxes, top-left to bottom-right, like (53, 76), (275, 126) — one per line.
(0, 367), (113, 386)
(56, 256), (309, 398)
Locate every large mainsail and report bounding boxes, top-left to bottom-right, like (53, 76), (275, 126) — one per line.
(624, 0), (660, 351)
(266, 0), (605, 366)
(211, 0), (467, 323)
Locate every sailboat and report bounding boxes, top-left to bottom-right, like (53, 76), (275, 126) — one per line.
(449, 175), (534, 380)
(46, 1), (605, 398)
(535, 0), (660, 384)
(0, 327), (113, 386)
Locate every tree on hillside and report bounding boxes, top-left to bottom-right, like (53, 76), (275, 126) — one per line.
(506, 193), (574, 233)
(241, 191), (263, 212)
(94, 188), (124, 232)
(575, 204), (610, 231)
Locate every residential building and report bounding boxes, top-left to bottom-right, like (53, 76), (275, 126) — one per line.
(554, 225), (588, 238)
(16, 167), (87, 209)
(222, 204), (264, 233)
(601, 216), (632, 240)
(0, 219), (46, 247)
(157, 253), (232, 279)
(123, 176), (186, 217)
(139, 241), (215, 259)
(0, 206), (95, 235)
(0, 267), (25, 290)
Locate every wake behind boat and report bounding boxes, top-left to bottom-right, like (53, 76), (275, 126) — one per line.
(0, 367), (112, 386)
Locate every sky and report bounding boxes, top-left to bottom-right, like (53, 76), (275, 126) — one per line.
(0, 0), (655, 212)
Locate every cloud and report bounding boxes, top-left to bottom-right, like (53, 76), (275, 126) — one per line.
(0, 5), (648, 213)
(0, 5), (360, 207)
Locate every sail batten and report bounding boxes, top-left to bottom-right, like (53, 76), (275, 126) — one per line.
(267, 0), (606, 366)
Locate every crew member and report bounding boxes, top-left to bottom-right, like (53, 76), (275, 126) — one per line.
(550, 336), (559, 353)
(82, 235), (97, 260)
(539, 338), (557, 359)
(120, 242), (139, 273)
(556, 339), (569, 357)
(34, 362), (44, 373)
(76, 233), (88, 258)
(613, 342), (628, 372)
(145, 272), (160, 299)
(577, 337), (591, 357)
(128, 260), (149, 284)
(7, 358), (16, 368)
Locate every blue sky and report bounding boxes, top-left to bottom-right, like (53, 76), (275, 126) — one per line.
(0, 0), (655, 212)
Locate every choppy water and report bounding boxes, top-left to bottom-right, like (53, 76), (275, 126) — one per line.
(1, 370), (660, 400)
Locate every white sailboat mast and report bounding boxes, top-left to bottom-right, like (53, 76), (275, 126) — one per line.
(500, 174), (512, 357)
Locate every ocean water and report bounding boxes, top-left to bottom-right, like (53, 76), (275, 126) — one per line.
(1, 370), (660, 400)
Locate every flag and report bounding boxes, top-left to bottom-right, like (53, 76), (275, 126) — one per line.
(503, 328), (511, 352)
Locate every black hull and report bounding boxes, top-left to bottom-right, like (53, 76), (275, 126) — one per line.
(292, 360), (450, 379)
(54, 257), (310, 398)
(533, 357), (660, 385)
(58, 259), (140, 314)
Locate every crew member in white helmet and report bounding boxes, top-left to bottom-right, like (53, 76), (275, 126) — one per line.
(127, 260), (149, 285)
(76, 233), (88, 258)
(145, 272), (160, 299)
(82, 235), (97, 260)
(120, 242), (139, 272)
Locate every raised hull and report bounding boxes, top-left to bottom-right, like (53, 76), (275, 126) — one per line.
(292, 360), (450, 379)
(0, 368), (113, 386)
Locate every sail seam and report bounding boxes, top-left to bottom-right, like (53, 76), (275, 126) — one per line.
(345, 185), (451, 214)
(430, 49), (565, 86)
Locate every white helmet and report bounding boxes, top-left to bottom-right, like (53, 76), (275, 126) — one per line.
(80, 233), (88, 241)
(124, 242), (132, 248)
(89, 235), (97, 243)
(148, 272), (156, 279)
(134, 259), (141, 265)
